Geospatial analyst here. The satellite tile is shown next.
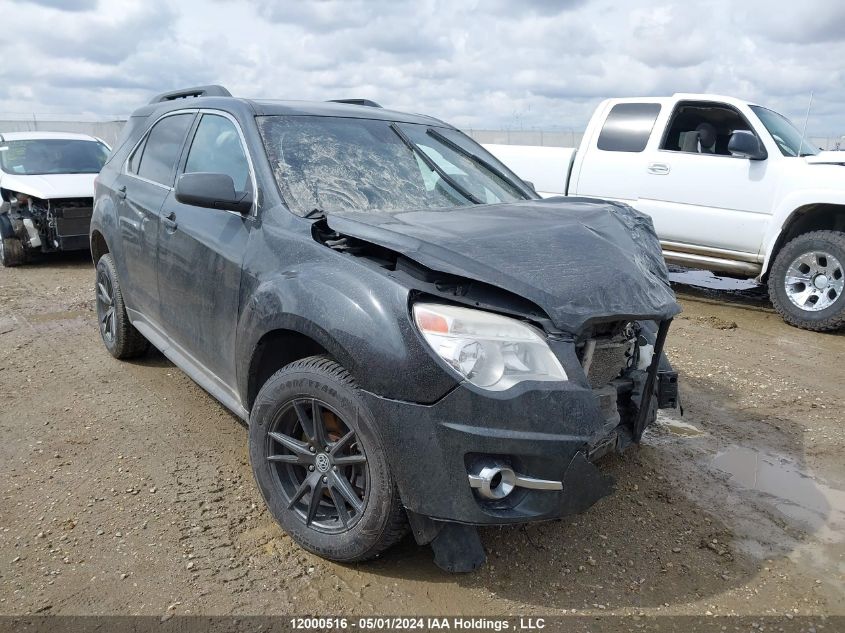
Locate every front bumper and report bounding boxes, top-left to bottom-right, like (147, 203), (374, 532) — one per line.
(362, 363), (672, 525)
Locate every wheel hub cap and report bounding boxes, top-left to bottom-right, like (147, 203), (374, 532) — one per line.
(784, 250), (844, 312)
(315, 452), (331, 473)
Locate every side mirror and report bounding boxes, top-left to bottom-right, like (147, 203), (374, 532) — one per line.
(175, 172), (252, 214)
(728, 131), (767, 160)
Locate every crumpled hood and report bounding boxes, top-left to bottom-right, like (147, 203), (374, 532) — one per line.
(325, 197), (681, 333)
(805, 151), (845, 166)
(0, 172), (96, 199)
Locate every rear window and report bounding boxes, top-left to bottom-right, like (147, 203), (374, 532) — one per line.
(597, 103), (662, 153)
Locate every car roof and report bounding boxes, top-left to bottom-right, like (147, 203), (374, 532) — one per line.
(131, 96), (454, 129)
(0, 131), (102, 142)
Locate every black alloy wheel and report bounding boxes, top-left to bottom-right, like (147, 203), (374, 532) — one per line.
(266, 397), (368, 532)
(96, 266), (117, 345)
(249, 356), (407, 562)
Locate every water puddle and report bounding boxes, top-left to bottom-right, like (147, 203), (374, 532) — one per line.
(654, 415), (707, 437)
(711, 446), (845, 543)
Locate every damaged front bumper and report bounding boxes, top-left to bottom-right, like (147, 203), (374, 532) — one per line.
(0, 197), (93, 253)
(361, 319), (677, 527)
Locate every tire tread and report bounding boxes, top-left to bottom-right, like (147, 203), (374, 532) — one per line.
(97, 254), (149, 358)
(254, 355), (407, 563)
(1, 237), (25, 267)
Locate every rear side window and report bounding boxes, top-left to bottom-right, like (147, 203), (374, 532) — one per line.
(597, 103), (661, 153)
(127, 138), (145, 174)
(184, 114), (251, 192)
(136, 114), (194, 185)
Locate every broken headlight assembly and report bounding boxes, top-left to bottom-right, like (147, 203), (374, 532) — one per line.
(413, 302), (568, 391)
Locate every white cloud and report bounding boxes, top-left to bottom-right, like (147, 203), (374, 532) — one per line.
(0, 0), (842, 135)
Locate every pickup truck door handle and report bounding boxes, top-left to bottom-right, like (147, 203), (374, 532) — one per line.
(647, 162), (671, 175)
(162, 211), (178, 232)
(116, 185), (127, 200)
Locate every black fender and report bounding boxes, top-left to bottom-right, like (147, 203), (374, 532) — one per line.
(89, 194), (120, 265)
(235, 258), (459, 408)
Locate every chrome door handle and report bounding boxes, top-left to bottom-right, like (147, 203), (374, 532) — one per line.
(647, 162), (670, 175)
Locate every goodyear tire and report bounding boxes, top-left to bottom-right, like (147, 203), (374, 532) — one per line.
(95, 254), (149, 358)
(249, 355), (407, 562)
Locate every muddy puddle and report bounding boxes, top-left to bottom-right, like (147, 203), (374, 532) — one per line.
(653, 413), (707, 437)
(711, 446), (845, 577)
(712, 447), (845, 539)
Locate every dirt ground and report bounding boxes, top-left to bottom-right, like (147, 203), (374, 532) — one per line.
(0, 253), (843, 621)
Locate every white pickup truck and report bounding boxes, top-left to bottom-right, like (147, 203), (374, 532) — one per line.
(485, 93), (845, 331)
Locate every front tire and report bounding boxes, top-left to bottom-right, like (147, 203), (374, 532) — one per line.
(0, 237), (25, 267)
(95, 254), (149, 358)
(249, 356), (407, 562)
(768, 230), (845, 331)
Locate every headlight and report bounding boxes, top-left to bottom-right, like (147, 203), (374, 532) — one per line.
(413, 302), (568, 391)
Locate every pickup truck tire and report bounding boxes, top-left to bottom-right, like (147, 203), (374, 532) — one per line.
(0, 237), (25, 267)
(95, 254), (149, 358)
(768, 230), (845, 331)
(249, 356), (407, 563)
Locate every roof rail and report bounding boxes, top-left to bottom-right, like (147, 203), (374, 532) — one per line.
(328, 99), (382, 108)
(149, 85), (232, 104)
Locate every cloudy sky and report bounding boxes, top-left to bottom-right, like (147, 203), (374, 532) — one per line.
(1, 0), (843, 136)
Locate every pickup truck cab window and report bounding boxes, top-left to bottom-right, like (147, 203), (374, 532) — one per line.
(136, 113), (194, 186)
(661, 102), (756, 156)
(596, 103), (661, 153)
(184, 114), (251, 192)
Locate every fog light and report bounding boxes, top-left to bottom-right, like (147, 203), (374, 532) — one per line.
(469, 464), (517, 500)
(468, 460), (563, 500)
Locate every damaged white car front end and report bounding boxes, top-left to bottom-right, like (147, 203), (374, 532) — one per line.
(0, 132), (109, 267)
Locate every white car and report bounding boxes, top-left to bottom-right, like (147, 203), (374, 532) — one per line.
(485, 93), (845, 331)
(0, 131), (110, 266)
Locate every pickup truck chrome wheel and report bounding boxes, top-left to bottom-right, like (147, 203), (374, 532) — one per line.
(266, 397), (368, 534)
(784, 251), (843, 312)
(249, 356), (407, 562)
(769, 231), (845, 331)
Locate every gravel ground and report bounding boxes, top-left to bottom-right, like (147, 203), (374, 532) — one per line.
(0, 253), (843, 620)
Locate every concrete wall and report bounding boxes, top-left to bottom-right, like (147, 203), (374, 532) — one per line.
(0, 120), (127, 148)
(2, 120), (841, 152)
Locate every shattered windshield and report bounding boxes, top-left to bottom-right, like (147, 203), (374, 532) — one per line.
(0, 139), (109, 175)
(257, 115), (532, 216)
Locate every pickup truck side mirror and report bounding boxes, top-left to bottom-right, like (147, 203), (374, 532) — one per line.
(728, 131), (767, 161)
(175, 172), (252, 214)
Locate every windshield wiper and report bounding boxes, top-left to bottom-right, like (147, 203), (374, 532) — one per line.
(425, 127), (533, 200)
(388, 122), (483, 205)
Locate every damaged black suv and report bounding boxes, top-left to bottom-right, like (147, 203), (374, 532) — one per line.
(91, 85), (681, 572)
